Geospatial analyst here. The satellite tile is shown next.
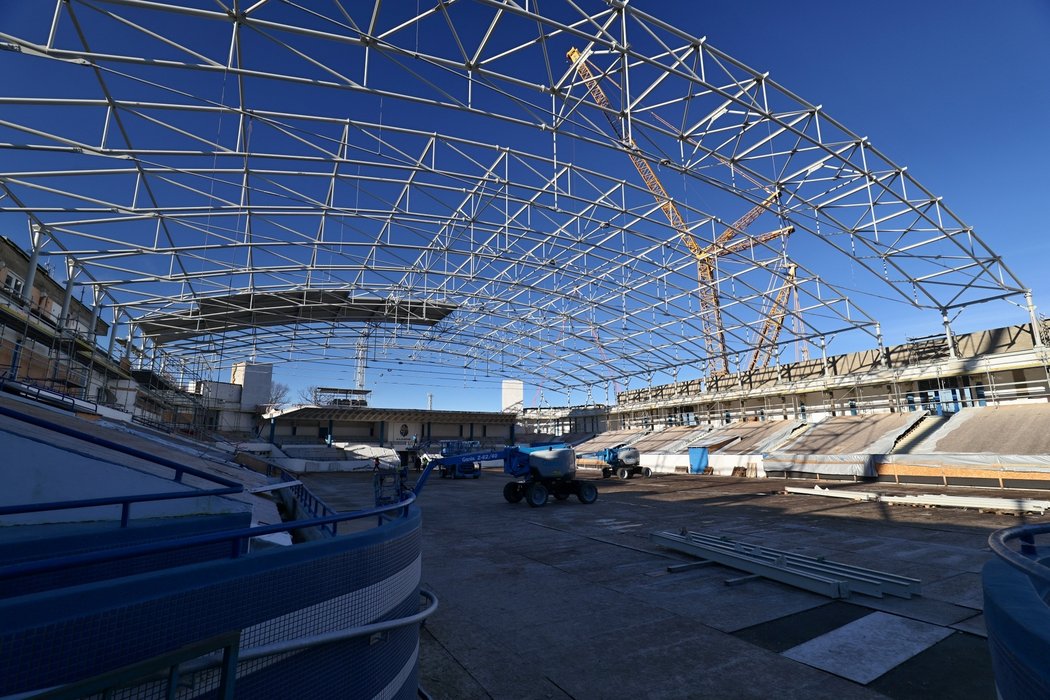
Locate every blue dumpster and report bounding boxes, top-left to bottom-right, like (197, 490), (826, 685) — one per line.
(688, 447), (709, 474)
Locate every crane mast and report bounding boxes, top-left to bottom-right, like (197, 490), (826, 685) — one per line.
(568, 47), (792, 376)
(746, 263), (798, 372)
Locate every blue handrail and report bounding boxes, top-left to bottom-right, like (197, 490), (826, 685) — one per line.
(0, 487), (244, 528)
(243, 457), (338, 534)
(988, 522), (1050, 583)
(0, 491), (417, 581)
(0, 401), (248, 528)
(0, 403), (242, 489)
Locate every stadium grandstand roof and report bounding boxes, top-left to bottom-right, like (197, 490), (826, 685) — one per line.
(0, 0), (1030, 394)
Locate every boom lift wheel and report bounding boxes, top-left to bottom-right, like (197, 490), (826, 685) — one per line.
(642, 467), (653, 478)
(503, 482), (524, 503)
(576, 482), (598, 504)
(525, 482), (549, 507)
(617, 467), (630, 480)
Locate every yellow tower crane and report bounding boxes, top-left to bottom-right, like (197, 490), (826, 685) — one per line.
(567, 47), (792, 376)
(746, 263), (798, 372)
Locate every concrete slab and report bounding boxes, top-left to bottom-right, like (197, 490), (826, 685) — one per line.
(851, 595), (979, 627)
(625, 577), (830, 633)
(780, 413), (923, 455)
(536, 616), (886, 700)
(910, 404), (1050, 454)
(951, 612), (988, 638)
(919, 571), (985, 610)
(783, 612), (953, 684)
(822, 540), (991, 577)
(300, 471), (1011, 698)
(734, 601), (874, 653)
(867, 631), (996, 699)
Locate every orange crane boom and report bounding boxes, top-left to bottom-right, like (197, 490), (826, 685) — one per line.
(568, 47), (791, 375)
(746, 263), (798, 372)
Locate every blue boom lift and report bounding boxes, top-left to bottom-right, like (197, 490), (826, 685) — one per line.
(409, 445), (598, 508)
(579, 444), (650, 479)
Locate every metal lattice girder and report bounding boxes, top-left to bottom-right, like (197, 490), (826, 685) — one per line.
(652, 530), (921, 599)
(0, 1), (1028, 391)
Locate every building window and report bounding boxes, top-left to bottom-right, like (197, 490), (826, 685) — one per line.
(4, 272), (24, 297)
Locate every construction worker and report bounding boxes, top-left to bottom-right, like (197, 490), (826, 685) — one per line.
(373, 456), (380, 471)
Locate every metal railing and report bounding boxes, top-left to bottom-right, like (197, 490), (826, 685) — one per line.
(0, 373), (98, 415)
(22, 632), (242, 700)
(0, 493), (417, 583)
(0, 487), (243, 529)
(1, 396), (345, 539)
(0, 403), (242, 489)
(130, 412), (176, 433)
(21, 588), (439, 700)
(0, 402), (245, 530)
(988, 523), (1050, 585)
(250, 457), (339, 536)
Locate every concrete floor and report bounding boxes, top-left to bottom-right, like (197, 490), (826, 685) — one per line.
(301, 469), (1034, 699)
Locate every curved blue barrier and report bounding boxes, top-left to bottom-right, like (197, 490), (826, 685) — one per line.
(984, 523), (1050, 700)
(0, 504), (427, 699)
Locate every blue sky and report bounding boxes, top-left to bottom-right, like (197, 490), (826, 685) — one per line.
(679, 0), (1050, 314)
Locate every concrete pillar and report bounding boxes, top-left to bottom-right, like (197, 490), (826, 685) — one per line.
(8, 223), (47, 376)
(875, 322), (888, 368)
(124, 323), (135, 362)
(59, 258), (78, 332)
(820, 336), (829, 376)
(89, 286), (104, 346)
(1026, 291), (1043, 348)
(942, 310), (957, 359)
(22, 221), (46, 305)
(108, 307), (121, 358)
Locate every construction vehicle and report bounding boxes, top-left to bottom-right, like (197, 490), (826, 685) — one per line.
(579, 444), (650, 479)
(410, 445), (598, 508)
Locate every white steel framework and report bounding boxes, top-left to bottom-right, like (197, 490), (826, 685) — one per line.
(0, 1), (1030, 396)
